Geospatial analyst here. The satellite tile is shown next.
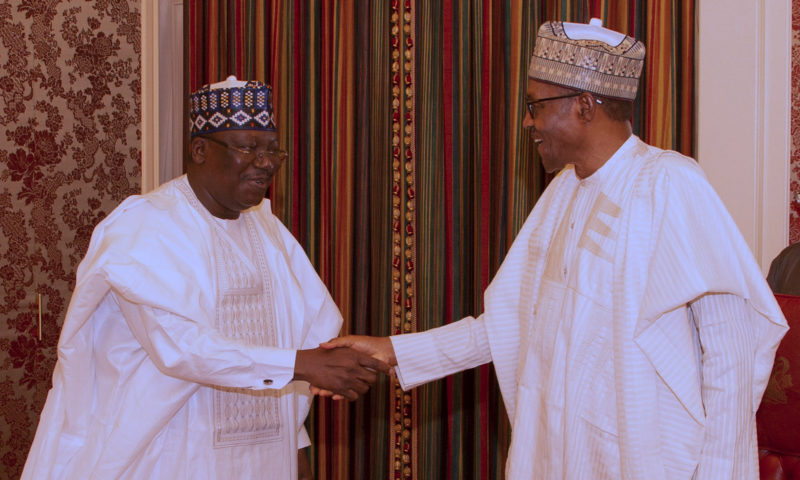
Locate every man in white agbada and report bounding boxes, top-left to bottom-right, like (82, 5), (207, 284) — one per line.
(324, 19), (788, 479)
(22, 77), (390, 480)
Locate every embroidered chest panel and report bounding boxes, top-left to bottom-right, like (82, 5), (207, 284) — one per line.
(210, 215), (283, 447)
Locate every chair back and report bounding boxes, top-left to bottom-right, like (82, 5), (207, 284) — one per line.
(757, 294), (800, 479)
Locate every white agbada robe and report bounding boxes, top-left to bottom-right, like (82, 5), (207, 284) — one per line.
(392, 136), (788, 479)
(22, 176), (342, 479)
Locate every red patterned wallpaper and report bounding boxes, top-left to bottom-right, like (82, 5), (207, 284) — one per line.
(0, 1), (141, 478)
(791, 1), (800, 243)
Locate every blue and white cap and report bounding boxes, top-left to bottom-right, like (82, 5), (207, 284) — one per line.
(189, 76), (277, 137)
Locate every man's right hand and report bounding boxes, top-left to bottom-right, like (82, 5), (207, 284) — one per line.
(293, 346), (391, 401)
(321, 335), (397, 366)
(308, 336), (397, 399)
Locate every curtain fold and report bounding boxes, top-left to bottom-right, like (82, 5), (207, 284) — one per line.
(187, 1), (694, 478)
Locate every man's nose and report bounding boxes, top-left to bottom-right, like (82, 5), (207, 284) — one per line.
(522, 111), (535, 129)
(253, 151), (283, 169)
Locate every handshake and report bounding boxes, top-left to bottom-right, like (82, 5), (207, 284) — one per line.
(293, 336), (396, 401)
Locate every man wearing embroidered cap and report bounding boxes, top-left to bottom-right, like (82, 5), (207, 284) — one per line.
(326, 19), (787, 479)
(21, 76), (390, 480)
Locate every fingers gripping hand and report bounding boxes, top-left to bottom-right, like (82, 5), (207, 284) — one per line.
(295, 347), (391, 401)
(308, 385), (344, 401)
(320, 335), (397, 367)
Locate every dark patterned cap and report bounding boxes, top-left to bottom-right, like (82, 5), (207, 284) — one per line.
(528, 19), (645, 101)
(189, 76), (276, 137)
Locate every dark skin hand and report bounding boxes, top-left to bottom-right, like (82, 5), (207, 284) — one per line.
(312, 335), (397, 400)
(294, 346), (391, 401)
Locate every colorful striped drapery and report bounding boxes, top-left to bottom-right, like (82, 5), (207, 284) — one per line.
(187, 1), (694, 478)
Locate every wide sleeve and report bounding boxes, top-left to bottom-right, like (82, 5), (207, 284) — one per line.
(691, 293), (759, 480)
(268, 211), (344, 443)
(636, 153), (787, 413)
(265, 207), (343, 349)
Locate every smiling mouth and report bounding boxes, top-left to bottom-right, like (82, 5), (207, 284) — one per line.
(247, 176), (269, 187)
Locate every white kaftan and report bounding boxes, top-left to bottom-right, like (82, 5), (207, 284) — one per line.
(392, 136), (788, 479)
(22, 176), (341, 479)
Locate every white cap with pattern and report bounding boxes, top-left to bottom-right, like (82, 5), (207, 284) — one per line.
(528, 18), (645, 101)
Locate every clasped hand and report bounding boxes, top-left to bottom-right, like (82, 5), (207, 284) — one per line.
(294, 344), (392, 401)
(305, 335), (397, 400)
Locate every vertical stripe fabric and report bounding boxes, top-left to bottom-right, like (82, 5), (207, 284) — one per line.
(187, 1), (695, 478)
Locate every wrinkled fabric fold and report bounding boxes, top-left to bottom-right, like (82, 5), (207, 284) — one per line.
(22, 176), (341, 479)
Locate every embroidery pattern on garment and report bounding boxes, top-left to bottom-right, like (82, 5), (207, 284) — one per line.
(212, 216), (282, 447)
(177, 180), (283, 447)
(578, 192), (621, 262)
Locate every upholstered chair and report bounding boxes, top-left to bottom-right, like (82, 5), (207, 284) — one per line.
(757, 293), (800, 480)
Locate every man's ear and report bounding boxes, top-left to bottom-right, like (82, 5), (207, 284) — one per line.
(577, 93), (597, 122)
(189, 137), (207, 165)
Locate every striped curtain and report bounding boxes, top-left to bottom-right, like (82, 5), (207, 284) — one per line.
(187, 1), (694, 478)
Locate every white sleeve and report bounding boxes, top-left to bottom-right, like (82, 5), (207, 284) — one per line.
(691, 293), (758, 479)
(391, 315), (492, 390)
(115, 292), (297, 390)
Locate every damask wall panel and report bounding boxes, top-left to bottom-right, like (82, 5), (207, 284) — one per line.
(0, 1), (141, 478)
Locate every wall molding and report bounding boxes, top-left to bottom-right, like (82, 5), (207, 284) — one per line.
(141, 0), (184, 193)
(697, 0), (791, 272)
(140, 1), (159, 193)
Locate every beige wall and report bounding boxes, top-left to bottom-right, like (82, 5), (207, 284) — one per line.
(696, 0), (792, 273)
